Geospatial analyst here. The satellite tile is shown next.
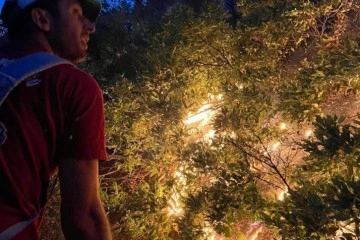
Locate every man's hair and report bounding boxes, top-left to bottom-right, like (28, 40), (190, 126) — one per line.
(1, 0), (59, 40)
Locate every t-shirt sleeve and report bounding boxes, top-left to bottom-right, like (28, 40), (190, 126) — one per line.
(56, 66), (107, 161)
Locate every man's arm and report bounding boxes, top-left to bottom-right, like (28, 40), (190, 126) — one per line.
(58, 158), (112, 240)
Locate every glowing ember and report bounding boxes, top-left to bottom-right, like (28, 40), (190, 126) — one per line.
(304, 129), (313, 137)
(272, 141), (281, 151)
(238, 84), (244, 90)
(279, 122), (287, 130)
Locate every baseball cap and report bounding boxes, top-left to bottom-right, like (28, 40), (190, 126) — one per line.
(1, 0), (101, 22)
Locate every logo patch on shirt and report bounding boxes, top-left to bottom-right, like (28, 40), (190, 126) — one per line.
(0, 121), (7, 145)
(26, 78), (42, 87)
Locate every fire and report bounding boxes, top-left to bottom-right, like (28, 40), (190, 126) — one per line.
(271, 141), (281, 151)
(277, 188), (288, 201)
(184, 103), (216, 127)
(168, 168), (186, 216)
(246, 221), (263, 240)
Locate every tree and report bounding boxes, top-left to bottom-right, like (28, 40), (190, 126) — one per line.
(41, 0), (360, 239)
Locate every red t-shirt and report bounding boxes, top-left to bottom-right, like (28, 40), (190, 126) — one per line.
(0, 48), (107, 239)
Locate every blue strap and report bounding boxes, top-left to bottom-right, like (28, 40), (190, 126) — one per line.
(0, 53), (72, 145)
(0, 52), (71, 106)
(0, 216), (37, 240)
(0, 53), (71, 235)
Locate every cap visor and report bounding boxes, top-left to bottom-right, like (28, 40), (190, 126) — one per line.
(79, 0), (101, 22)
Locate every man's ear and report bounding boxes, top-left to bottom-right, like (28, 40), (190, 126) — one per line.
(31, 8), (51, 32)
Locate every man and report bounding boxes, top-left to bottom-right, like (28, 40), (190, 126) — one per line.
(0, 0), (112, 239)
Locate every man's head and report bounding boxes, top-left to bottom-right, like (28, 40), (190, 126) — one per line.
(1, 0), (101, 63)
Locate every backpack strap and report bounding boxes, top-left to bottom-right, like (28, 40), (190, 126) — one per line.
(0, 52), (72, 106)
(0, 215), (37, 240)
(0, 52), (72, 145)
(0, 53), (72, 237)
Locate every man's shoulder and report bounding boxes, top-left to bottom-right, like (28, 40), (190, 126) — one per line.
(46, 64), (102, 94)
(47, 63), (96, 83)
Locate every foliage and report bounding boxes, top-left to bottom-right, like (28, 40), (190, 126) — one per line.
(40, 0), (360, 239)
(262, 115), (360, 239)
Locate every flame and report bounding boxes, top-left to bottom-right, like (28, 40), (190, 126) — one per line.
(184, 94), (222, 127)
(278, 188), (288, 201)
(184, 104), (215, 127)
(246, 221), (263, 240)
(168, 204), (183, 216)
(203, 225), (217, 240)
(168, 191), (184, 216)
(272, 141), (281, 151)
(174, 171), (186, 185)
(204, 129), (216, 144)
(168, 166), (187, 216)
(263, 141), (281, 157)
